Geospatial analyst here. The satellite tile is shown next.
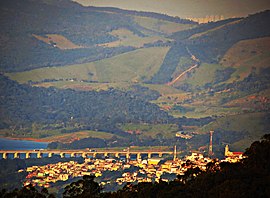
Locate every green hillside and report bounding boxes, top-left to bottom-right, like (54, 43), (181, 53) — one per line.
(174, 63), (225, 88)
(97, 28), (171, 48)
(133, 15), (196, 35)
(220, 37), (270, 83)
(0, 0), (194, 73)
(7, 47), (169, 83)
(200, 112), (270, 150)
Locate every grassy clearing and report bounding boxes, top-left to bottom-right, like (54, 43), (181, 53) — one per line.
(178, 63), (224, 87)
(0, 130), (120, 143)
(32, 34), (84, 50)
(170, 106), (242, 118)
(171, 57), (194, 79)
(6, 63), (97, 84)
(199, 112), (269, 150)
(7, 47), (169, 84)
(98, 28), (170, 48)
(93, 47), (169, 82)
(143, 84), (181, 95)
(220, 37), (270, 83)
(133, 16), (196, 35)
(42, 130), (120, 143)
(120, 123), (179, 139)
(35, 81), (133, 91)
(200, 112), (268, 134)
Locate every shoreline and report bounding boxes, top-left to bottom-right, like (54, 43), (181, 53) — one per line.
(0, 136), (51, 143)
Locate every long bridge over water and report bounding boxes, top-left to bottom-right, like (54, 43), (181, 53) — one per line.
(0, 148), (177, 160)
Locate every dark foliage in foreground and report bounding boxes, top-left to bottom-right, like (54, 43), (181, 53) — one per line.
(1, 134), (270, 198)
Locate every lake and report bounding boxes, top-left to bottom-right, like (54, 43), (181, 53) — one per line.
(0, 138), (48, 150)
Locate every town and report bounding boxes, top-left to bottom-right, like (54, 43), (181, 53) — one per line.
(21, 144), (243, 190)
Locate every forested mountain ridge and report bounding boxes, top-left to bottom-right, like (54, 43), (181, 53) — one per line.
(0, 75), (174, 134)
(0, 0), (195, 72)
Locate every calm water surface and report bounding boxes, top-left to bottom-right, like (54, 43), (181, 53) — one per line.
(0, 138), (48, 150)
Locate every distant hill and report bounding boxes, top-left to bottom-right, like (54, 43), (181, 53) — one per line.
(0, 0), (195, 72)
(175, 11), (270, 63)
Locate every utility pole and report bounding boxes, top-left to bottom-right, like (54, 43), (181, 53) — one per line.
(209, 131), (214, 156)
(126, 147), (130, 163)
(173, 145), (177, 161)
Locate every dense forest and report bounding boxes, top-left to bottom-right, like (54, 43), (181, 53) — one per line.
(87, 6), (196, 25)
(0, 75), (174, 133)
(1, 134), (269, 198)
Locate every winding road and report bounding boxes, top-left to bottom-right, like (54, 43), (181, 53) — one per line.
(167, 47), (200, 86)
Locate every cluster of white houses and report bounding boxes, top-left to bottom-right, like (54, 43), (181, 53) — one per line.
(21, 145), (244, 188)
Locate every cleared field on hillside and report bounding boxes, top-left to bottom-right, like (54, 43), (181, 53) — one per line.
(41, 130), (120, 143)
(33, 34), (84, 50)
(0, 127), (120, 143)
(171, 57), (195, 79)
(199, 112), (269, 150)
(35, 81), (133, 91)
(98, 28), (170, 48)
(175, 63), (225, 87)
(120, 123), (179, 139)
(7, 47), (169, 83)
(169, 105), (241, 118)
(134, 16), (196, 35)
(144, 84), (181, 95)
(220, 37), (270, 82)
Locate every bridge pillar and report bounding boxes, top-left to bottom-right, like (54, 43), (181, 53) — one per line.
(104, 153), (108, 157)
(159, 153), (163, 158)
(26, 152), (31, 159)
(2, 152), (7, 159)
(82, 152), (87, 158)
(148, 153), (152, 158)
(93, 153), (97, 158)
(126, 153), (130, 161)
(37, 152), (42, 158)
(14, 152), (19, 159)
(60, 153), (65, 158)
(115, 153), (119, 158)
(137, 153), (141, 161)
(48, 153), (53, 158)
(71, 153), (75, 158)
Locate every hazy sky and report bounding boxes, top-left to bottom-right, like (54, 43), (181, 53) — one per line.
(73, 0), (270, 18)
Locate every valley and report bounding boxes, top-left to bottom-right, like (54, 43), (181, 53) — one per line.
(0, 0), (269, 156)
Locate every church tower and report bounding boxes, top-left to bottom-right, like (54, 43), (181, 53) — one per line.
(225, 145), (231, 157)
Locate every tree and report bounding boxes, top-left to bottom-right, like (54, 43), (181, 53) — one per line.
(243, 134), (270, 172)
(63, 175), (101, 198)
(0, 185), (55, 198)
